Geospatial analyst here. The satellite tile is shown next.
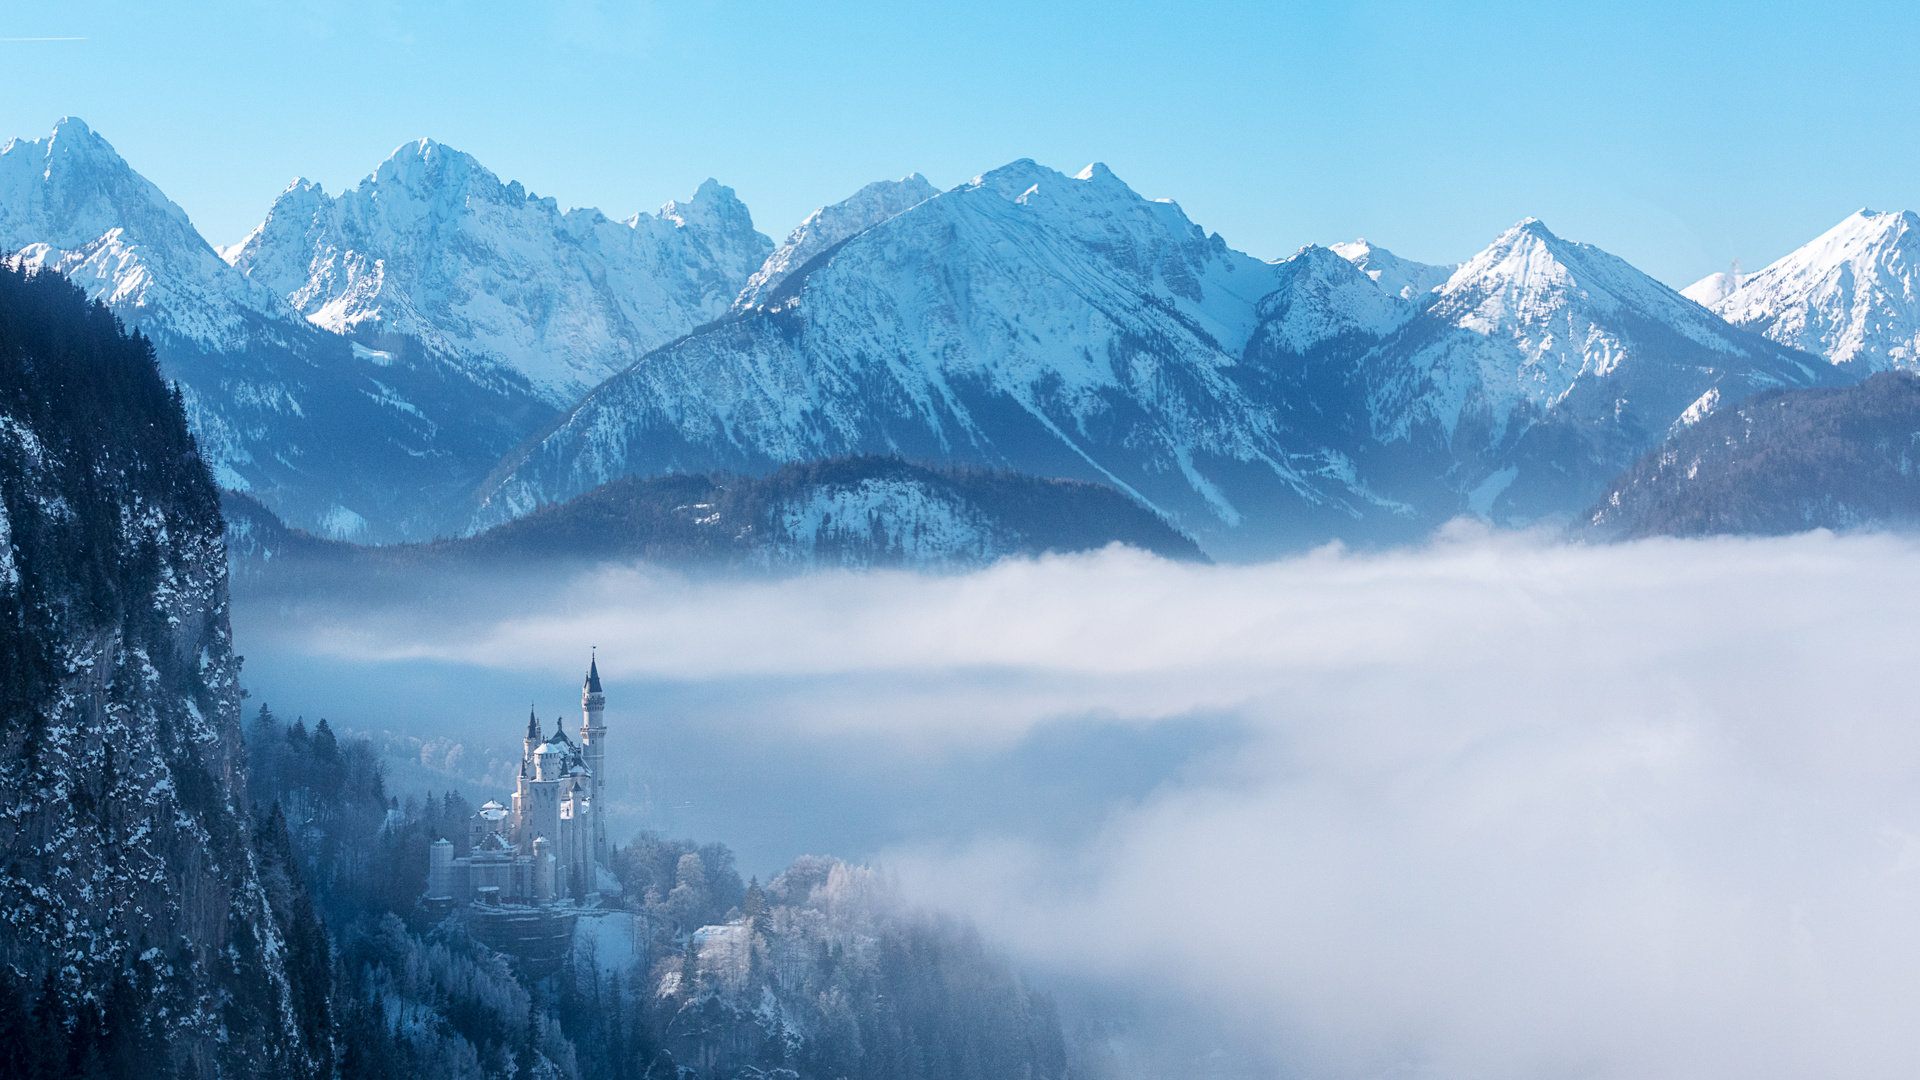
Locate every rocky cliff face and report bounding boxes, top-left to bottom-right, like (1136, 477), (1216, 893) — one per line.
(0, 263), (296, 1076)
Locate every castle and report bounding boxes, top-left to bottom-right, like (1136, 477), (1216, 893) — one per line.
(425, 655), (615, 960)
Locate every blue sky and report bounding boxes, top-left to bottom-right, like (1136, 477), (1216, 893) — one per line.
(3, 0), (1914, 287)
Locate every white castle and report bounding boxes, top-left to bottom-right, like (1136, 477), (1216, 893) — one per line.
(426, 655), (613, 916)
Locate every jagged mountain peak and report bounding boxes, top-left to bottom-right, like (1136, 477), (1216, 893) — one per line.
(734, 172), (938, 309)
(657, 177), (759, 236)
(940, 157), (1225, 277)
(1707, 208), (1920, 370)
(1250, 243), (1412, 354)
(1329, 238), (1458, 301)
(0, 116), (293, 348)
(1433, 217), (1718, 335)
(1, 116), (200, 248)
(468, 154), (1327, 549)
(369, 137), (491, 194)
(1352, 216), (1835, 524)
(224, 140), (773, 404)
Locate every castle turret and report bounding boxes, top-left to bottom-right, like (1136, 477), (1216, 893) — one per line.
(524, 705), (542, 761)
(533, 837), (555, 902)
(427, 838), (454, 901)
(580, 653), (608, 869)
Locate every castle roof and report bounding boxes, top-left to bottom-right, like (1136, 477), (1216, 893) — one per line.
(585, 654), (602, 694)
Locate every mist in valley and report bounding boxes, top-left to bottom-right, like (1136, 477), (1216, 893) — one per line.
(231, 527), (1920, 1079)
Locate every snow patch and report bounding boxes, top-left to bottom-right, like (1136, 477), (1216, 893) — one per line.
(316, 504), (368, 541)
(1467, 466), (1519, 519)
(350, 341), (395, 365)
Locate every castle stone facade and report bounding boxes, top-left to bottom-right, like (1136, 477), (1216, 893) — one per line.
(427, 657), (615, 922)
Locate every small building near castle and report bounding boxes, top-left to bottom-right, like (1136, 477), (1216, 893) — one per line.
(425, 655), (617, 972)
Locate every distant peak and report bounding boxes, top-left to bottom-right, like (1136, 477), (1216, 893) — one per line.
(381, 137), (474, 168)
(1074, 162), (1115, 181)
(968, 158), (1063, 199)
(39, 115), (122, 163)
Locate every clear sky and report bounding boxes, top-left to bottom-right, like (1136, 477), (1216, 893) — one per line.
(2, 0), (1914, 287)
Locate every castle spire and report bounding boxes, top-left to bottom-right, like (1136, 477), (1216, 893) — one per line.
(527, 705), (541, 741)
(580, 650), (609, 873)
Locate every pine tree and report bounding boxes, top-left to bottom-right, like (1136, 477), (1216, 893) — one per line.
(28, 969), (64, 1080)
(99, 973), (141, 1080)
(288, 890), (333, 1077)
(0, 970), (29, 1078)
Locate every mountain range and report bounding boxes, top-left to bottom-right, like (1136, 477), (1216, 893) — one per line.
(5, 116), (1910, 556)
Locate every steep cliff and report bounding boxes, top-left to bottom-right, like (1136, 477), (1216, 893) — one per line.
(0, 263), (297, 1076)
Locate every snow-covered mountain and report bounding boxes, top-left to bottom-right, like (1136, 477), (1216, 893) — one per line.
(732, 174), (938, 309)
(1693, 209), (1920, 371)
(225, 141), (773, 404)
(0, 116), (293, 347)
(1679, 265), (1755, 308)
(472, 171), (1842, 551)
(470, 161), (1433, 554)
(0, 118), (786, 543)
(1329, 239), (1456, 301)
(0, 120), (1857, 554)
(0, 118), (573, 543)
(1350, 218), (1839, 520)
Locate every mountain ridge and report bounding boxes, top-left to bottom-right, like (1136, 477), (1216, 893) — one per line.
(1589, 370), (1920, 538)
(0, 116), (1877, 556)
(1694, 208), (1920, 372)
(226, 455), (1208, 577)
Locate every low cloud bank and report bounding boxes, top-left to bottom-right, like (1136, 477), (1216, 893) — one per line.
(239, 527), (1920, 1078)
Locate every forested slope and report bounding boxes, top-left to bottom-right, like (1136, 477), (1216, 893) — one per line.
(225, 455), (1205, 582)
(0, 262), (299, 1076)
(240, 704), (1070, 1080)
(1590, 372), (1920, 537)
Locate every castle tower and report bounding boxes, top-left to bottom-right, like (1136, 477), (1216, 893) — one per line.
(581, 653), (608, 870)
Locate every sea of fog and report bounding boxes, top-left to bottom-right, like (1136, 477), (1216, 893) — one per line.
(231, 524), (1920, 1080)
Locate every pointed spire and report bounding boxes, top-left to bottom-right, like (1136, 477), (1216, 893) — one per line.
(585, 650), (603, 694)
(527, 705), (541, 741)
